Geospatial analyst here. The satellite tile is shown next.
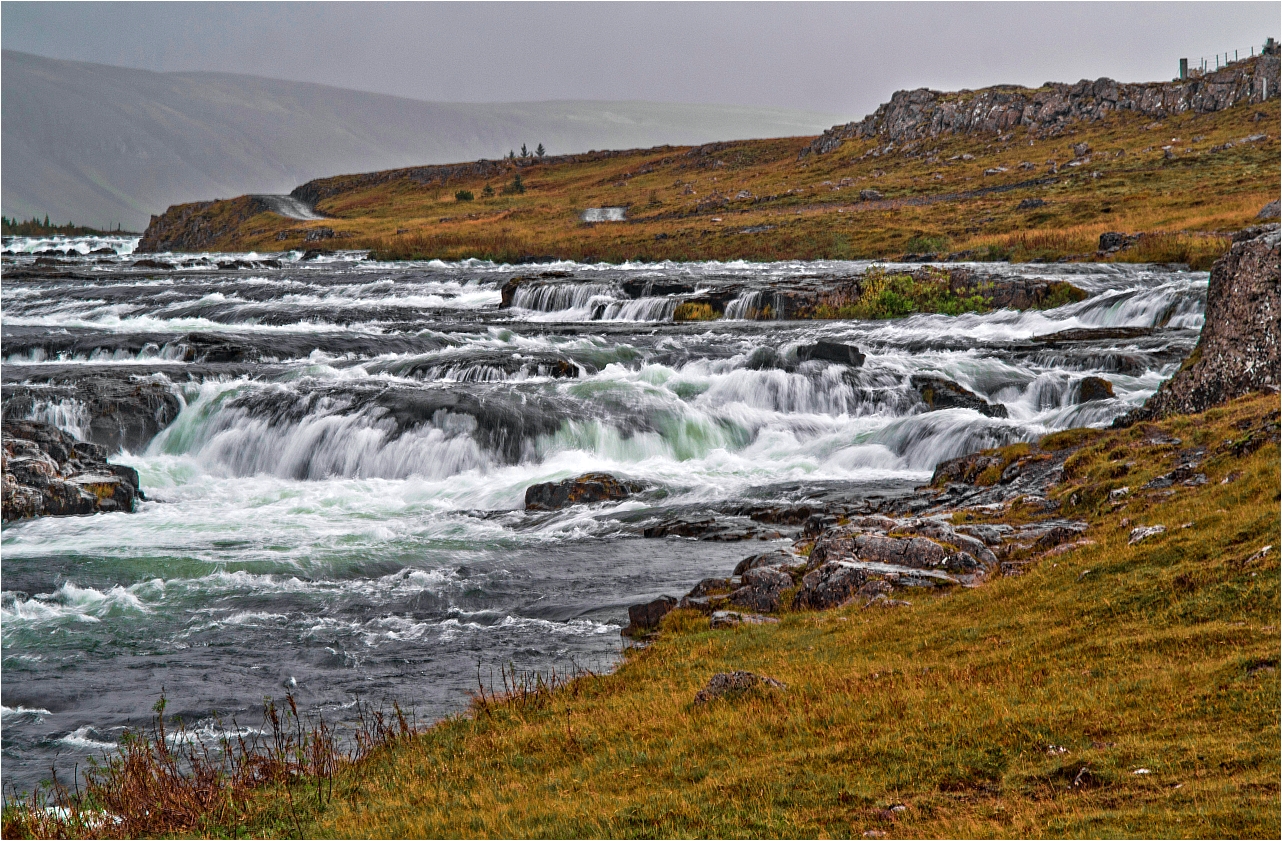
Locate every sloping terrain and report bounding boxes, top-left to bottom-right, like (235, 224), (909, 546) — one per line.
(0, 50), (840, 232)
(139, 56), (1280, 265)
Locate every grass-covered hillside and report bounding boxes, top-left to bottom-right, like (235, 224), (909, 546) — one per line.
(142, 94), (1278, 267)
(9, 394), (1276, 839)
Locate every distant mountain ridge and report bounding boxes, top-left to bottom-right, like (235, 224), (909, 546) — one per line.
(1, 50), (843, 231)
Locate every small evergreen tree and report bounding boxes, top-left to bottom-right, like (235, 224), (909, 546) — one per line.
(508, 150), (516, 160)
(520, 143), (529, 158)
(455, 189), (474, 202)
(482, 184), (494, 197)
(535, 143), (546, 158)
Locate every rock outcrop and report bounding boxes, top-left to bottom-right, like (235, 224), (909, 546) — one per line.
(803, 54), (1280, 156)
(2, 420), (144, 522)
(1120, 224), (1280, 423)
(137, 195), (272, 253)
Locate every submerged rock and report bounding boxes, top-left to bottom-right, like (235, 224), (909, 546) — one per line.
(911, 375), (1008, 418)
(2, 420), (143, 522)
(524, 472), (646, 511)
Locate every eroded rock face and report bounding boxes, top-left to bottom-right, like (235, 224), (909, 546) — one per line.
(1122, 225), (1280, 422)
(802, 54), (1280, 155)
(524, 472), (646, 510)
(2, 420), (143, 522)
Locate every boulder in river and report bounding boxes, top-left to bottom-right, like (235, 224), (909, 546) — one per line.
(911, 375), (1008, 418)
(796, 341), (865, 367)
(2, 420), (143, 522)
(1077, 376), (1115, 402)
(524, 472), (645, 510)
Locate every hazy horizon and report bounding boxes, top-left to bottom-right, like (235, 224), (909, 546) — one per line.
(4, 2), (1277, 115)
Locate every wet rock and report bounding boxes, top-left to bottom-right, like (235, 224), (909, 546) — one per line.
(131, 258), (174, 270)
(911, 375), (1008, 418)
(1077, 376), (1115, 402)
(1120, 225), (1280, 423)
(621, 595), (677, 638)
(2, 420), (143, 522)
(1258, 200), (1280, 220)
(745, 346), (789, 371)
(796, 341), (865, 367)
(525, 472), (645, 510)
(693, 670), (786, 705)
(178, 333), (260, 364)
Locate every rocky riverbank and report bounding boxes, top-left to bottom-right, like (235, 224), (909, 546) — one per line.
(616, 220), (1281, 637)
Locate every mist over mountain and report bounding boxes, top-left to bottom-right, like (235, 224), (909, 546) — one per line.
(2, 50), (842, 231)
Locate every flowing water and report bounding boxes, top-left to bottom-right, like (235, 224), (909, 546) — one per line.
(0, 237), (1206, 791)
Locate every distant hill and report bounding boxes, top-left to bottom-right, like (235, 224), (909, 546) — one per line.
(1, 50), (843, 231)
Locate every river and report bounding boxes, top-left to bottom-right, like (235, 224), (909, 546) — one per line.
(0, 235), (1205, 792)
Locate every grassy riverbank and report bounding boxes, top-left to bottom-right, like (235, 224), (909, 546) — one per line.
(296, 396), (1282, 839)
(143, 97), (1278, 266)
(11, 394), (1275, 838)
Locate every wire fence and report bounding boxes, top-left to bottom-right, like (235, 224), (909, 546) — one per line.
(1183, 39), (1277, 77)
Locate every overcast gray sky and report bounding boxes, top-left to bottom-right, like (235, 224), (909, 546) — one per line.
(3, 2), (1277, 116)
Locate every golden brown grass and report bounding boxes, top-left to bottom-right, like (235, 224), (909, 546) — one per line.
(7, 396), (1276, 839)
(173, 96), (1280, 265)
(292, 396), (1277, 838)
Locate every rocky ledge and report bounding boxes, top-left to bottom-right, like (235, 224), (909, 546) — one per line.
(2, 420), (144, 522)
(803, 52), (1280, 156)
